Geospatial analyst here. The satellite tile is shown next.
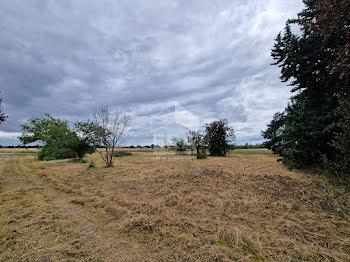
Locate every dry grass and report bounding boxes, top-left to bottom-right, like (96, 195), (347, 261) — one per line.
(0, 148), (39, 153)
(0, 149), (349, 261)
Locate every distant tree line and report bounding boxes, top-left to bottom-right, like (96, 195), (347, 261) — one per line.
(0, 145), (42, 148)
(231, 143), (265, 150)
(263, 0), (350, 180)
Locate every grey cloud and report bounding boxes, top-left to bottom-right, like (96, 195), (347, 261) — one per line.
(0, 0), (305, 145)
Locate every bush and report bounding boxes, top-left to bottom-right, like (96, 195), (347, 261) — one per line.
(38, 141), (77, 161)
(42, 156), (56, 161)
(172, 137), (186, 151)
(197, 151), (207, 159)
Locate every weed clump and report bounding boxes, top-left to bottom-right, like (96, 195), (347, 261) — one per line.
(71, 158), (88, 163)
(197, 151), (207, 159)
(88, 160), (95, 168)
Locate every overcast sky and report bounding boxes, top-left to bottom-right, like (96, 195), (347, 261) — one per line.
(0, 0), (304, 146)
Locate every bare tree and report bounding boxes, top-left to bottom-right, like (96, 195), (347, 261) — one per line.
(92, 105), (131, 167)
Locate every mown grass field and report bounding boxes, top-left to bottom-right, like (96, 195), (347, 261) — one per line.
(0, 149), (349, 261)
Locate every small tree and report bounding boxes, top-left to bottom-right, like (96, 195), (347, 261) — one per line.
(19, 114), (98, 161)
(37, 126), (78, 161)
(171, 137), (186, 152)
(19, 114), (78, 160)
(92, 106), (131, 167)
(71, 121), (100, 159)
(187, 130), (207, 159)
(205, 119), (235, 156)
(262, 112), (286, 155)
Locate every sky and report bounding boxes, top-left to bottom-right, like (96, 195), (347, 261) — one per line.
(0, 0), (305, 146)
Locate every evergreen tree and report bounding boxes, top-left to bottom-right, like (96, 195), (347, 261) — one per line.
(264, 0), (349, 172)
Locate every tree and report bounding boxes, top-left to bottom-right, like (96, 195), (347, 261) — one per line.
(205, 119), (235, 156)
(0, 95), (7, 124)
(92, 106), (131, 167)
(304, 0), (350, 176)
(19, 114), (69, 144)
(19, 114), (98, 161)
(19, 114), (78, 160)
(302, 0), (350, 90)
(323, 99), (350, 178)
(37, 126), (78, 161)
(187, 130), (207, 159)
(264, 0), (349, 171)
(71, 121), (100, 159)
(171, 137), (186, 152)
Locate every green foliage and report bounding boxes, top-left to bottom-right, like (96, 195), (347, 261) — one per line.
(171, 137), (186, 152)
(187, 130), (207, 159)
(71, 121), (99, 159)
(19, 114), (69, 144)
(72, 158), (88, 163)
(323, 99), (350, 179)
(37, 128), (78, 161)
(262, 112), (285, 154)
(205, 119), (235, 156)
(264, 0), (349, 174)
(19, 114), (98, 161)
(232, 144), (266, 150)
(19, 114), (78, 161)
(197, 151), (207, 159)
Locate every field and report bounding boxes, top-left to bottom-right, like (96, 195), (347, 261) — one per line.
(0, 149), (349, 261)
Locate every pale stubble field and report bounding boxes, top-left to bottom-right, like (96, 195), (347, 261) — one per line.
(0, 149), (349, 261)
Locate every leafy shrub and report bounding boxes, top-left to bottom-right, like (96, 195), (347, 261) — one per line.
(172, 137), (186, 151)
(197, 151), (207, 159)
(42, 156), (56, 161)
(19, 114), (99, 161)
(38, 140), (77, 161)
